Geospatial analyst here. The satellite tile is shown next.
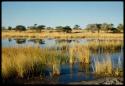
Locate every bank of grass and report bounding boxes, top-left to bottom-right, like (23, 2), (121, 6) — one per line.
(88, 40), (123, 52)
(2, 30), (123, 40)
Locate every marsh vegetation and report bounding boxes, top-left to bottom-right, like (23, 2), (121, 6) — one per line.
(2, 37), (123, 84)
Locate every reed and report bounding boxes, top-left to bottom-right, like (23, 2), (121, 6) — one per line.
(69, 44), (90, 64)
(2, 46), (68, 79)
(95, 57), (112, 75)
(88, 40), (123, 52)
(94, 54), (123, 77)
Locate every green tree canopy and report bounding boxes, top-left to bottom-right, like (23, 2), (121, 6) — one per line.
(15, 25), (26, 31)
(36, 25), (46, 32)
(62, 26), (72, 33)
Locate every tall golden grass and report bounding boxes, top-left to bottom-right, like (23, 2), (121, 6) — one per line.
(95, 54), (113, 75)
(2, 46), (68, 79)
(2, 31), (123, 39)
(2, 40), (123, 79)
(69, 44), (90, 64)
(94, 54), (123, 77)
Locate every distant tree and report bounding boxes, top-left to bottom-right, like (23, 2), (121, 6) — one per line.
(8, 26), (12, 30)
(36, 25), (45, 32)
(107, 24), (114, 32)
(55, 26), (63, 32)
(29, 26), (35, 30)
(73, 25), (81, 30)
(117, 24), (123, 32)
(85, 24), (97, 32)
(46, 27), (53, 30)
(15, 25), (26, 31)
(96, 24), (102, 33)
(62, 26), (72, 33)
(110, 28), (120, 33)
(101, 23), (109, 31)
(30, 24), (37, 30)
(29, 24), (38, 31)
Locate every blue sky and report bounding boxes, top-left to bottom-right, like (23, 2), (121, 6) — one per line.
(2, 1), (123, 28)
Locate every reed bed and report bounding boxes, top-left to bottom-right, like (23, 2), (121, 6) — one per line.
(69, 44), (90, 64)
(95, 55), (113, 75)
(2, 46), (68, 79)
(88, 40), (123, 52)
(94, 54), (123, 77)
(2, 40), (123, 79)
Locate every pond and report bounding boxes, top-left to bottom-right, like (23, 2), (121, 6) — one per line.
(2, 38), (123, 84)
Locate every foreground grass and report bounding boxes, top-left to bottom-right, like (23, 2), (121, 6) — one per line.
(2, 46), (68, 79)
(2, 40), (123, 79)
(2, 30), (123, 39)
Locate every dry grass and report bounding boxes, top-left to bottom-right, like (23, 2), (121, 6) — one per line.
(94, 54), (123, 77)
(2, 30), (123, 39)
(88, 40), (123, 52)
(2, 46), (68, 79)
(2, 40), (123, 79)
(69, 44), (90, 64)
(95, 55), (113, 75)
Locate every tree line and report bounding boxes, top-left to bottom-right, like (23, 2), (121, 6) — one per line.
(2, 23), (123, 33)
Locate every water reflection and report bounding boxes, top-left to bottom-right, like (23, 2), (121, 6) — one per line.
(28, 39), (45, 44)
(14, 39), (26, 44)
(8, 38), (12, 42)
(56, 39), (79, 44)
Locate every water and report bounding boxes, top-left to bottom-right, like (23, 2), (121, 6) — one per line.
(2, 38), (123, 83)
(2, 38), (89, 48)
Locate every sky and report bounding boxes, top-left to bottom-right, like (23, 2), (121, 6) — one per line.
(2, 1), (123, 29)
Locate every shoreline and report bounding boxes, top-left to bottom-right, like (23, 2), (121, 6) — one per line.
(69, 77), (123, 85)
(3, 76), (123, 85)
